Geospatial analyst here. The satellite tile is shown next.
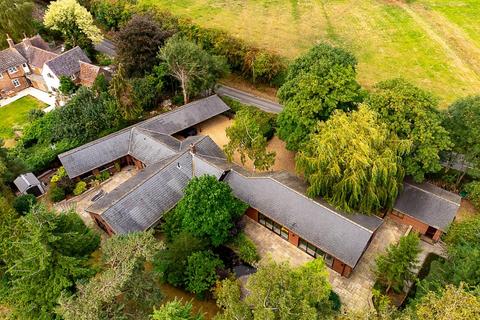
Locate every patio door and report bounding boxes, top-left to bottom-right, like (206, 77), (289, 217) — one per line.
(425, 226), (437, 239)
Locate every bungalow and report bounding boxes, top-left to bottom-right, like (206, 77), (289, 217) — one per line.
(58, 95), (383, 277)
(0, 34), (107, 98)
(388, 179), (461, 241)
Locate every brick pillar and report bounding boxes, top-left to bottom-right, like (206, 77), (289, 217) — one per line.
(245, 207), (258, 221)
(432, 229), (443, 242)
(288, 231), (299, 246)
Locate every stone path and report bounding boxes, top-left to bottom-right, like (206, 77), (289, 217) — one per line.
(243, 216), (409, 311)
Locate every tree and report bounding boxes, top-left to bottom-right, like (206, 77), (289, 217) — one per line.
(296, 106), (410, 214)
(0, 139), (26, 184)
(1, 204), (100, 319)
(109, 63), (142, 120)
(413, 284), (480, 320)
(374, 233), (420, 293)
(185, 250), (223, 298)
(444, 216), (480, 248)
(224, 106), (276, 171)
(0, 0), (34, 48)
(58, 231), (162, 320)
(151, 299), (204, 320)
(59, 75), (78, 95)
(367, 78), (451, 182)
(12, 194), (37, 215)
(171, 175), (247, 246)
(444, 95), (480, 182)
(276, 43), (362, 151)
(153, 232), (208, 287)
(214, 258), (332, 320)
(44, 0), (102, 51)
(159, 36), (228, 103)
(115, 13), (171, 77)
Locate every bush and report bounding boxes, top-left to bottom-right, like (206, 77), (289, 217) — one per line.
(28, 109), (45, 122)
(229, 232), (259, 265)
(73, 181), (87, 196)
(185, 250), (223, 298)
(328, 291), (341, 311)
(95, 52), (113, 66)
(49, 186), (66, 202)
(95, 170), (111, 182)
(50, 166), (67, 185)
(90, 0), (132, 30)
(464, 181), (480, 210)
(12, 194), (37, 215)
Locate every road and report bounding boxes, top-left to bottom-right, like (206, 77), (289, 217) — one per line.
(215, 84), (283, 114)
(95, 39), (117, 57)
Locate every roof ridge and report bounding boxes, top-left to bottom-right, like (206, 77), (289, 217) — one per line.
(229, 169), (377, 233)
(405, 182), (460, 206)
(97, 153), (187, 214)
(133, 127), (181, 152)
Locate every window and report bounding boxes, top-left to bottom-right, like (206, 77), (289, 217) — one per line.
(71, 74), (77, 80)
(7, 66), (18, 74)
(0, 73), (3, 79)
(12, 79), (21, 87)
(258, 213), (288, 239)
(22, 63), (28, 68)
(298, 238), (332, 266)
(47, 73), (54, 78)
(324, 254), (334, 267)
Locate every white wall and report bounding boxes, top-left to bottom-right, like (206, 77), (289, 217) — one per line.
(41, 64), (60, 92)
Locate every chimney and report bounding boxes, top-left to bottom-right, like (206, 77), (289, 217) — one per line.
(22, 33), (31, 47)
(189, 143), (196, 154)
(6, 34), (14, 48)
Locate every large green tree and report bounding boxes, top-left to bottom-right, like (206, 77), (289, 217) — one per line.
(0, 0), (34, 48)
(276, 43), (362, 151)
(44, 0), (102, 52)
(215, 258), (332, 320)
(374, 233), (420, 293)
(109, 63), (143, 120)
(185, 250), (223, 298)
(115, 13), (171, 77)
(0, 139), (26, 184)
(58, 231), (162, 320)
(367, 78), (451, 182)
(0, 205), (100, 319)
(444, 95), (480, 181)
(169, 175), (247, 246)
(224, 106), (276, 171)
(151, 299), (204, 320)
(159, 36), (228, 103)
(296, 106), (409, 214)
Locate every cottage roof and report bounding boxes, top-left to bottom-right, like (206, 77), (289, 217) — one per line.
(79, 61), (101, 86)
(13, 173), (42, 193)
(45, 46), (91, 77)
(59, 95), (230, 178)
(394, 180), (461, 231)
(0, 48), (27, 73)
(14, 38), (58, 68)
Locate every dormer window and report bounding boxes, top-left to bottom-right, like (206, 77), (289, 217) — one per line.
(7, 66), (18, 74)
(47, 73), (54, 78)
(0, 73), (3, 79)
(71, 74), (77, 80)
(22, 63), (27, 68)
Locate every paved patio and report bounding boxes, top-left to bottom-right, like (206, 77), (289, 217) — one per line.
(54, 166), (138, 227)
(243, 216), (409, 311)
(0, 87), (56, 109)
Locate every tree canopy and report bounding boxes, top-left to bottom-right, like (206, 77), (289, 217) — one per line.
(115, 13), (171, 77)
(224, 106), (276, 171)
(276, 43), (362, 151)
(159, 36), (228, 103)
(44, 0), (102, 51)
(296, 106), (409, 214)
(168, 175), (247, 246)
(444, 95), (480, 176)
(0, 0), (33, 48)
(367, 78), (451, 182)
(215, 258), (332, 320)
(151, 299), (204, 320)
(185, 250), (223, 298)
(0, 204), (100, 319)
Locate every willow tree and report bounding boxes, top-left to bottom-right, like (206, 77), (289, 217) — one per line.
(296, 106), (410, 214)
(0, 0), (33, 48)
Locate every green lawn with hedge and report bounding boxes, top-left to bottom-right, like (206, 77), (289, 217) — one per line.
(139, 0), (480, 106)
(0, 95), (46, 140)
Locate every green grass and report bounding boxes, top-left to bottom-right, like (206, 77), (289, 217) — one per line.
(139, 0), (480, 106)
(0, 95), (46, 140)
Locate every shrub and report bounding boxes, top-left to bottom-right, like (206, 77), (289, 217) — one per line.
(59, 76), (78, 95)
(464, 181), (480, 210)
(328, 291), (341, 311)
(49, 186), (66, 202)
(96, 170), (111, 182)
(95, 52), (113, 66)
(90, 0), (133, 30)
(185, 250), (223, 298)
(73, 181), (88, 196)
(50, 166), (67, 185)
(12, 194), (37, 215)
(28, 109), (45, 122)
(229, 232), (259, 265)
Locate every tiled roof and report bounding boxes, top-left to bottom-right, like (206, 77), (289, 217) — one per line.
(79, 61), (101, 86)
(45, 47), (91, 77)
(59, 95), (230, 178)
(0, 48), (27, 73)
(14, 37), (58, 68)
(394, 180), (461, 231)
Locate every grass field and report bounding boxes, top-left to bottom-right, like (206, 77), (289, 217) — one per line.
(0, 95), (46, 140)
(139, 0), (480, 106)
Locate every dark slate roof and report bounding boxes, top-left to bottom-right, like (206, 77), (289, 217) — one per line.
(58, 95), (230, 178)
(59, 130), (131, 178)
(0, 48), (27, 73)
(14, 173), (42, 193)
(139, 95), (230, 134)
(99, 152), (193, 234)
(223, 170), (383, 267)
(129, 128), (178, 166)
(45, 46), (91, 77)
(394, 180), (461, 231)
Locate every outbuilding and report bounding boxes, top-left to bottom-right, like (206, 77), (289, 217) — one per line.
(13, 173), (46, 197)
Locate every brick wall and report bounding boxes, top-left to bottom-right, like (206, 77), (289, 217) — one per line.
(0, 68), (29, 95)
(388, 210), (444, 241)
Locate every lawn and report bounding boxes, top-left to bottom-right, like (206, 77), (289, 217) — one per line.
(0, 95), (46, 141)
(139, 0), (480, 106)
